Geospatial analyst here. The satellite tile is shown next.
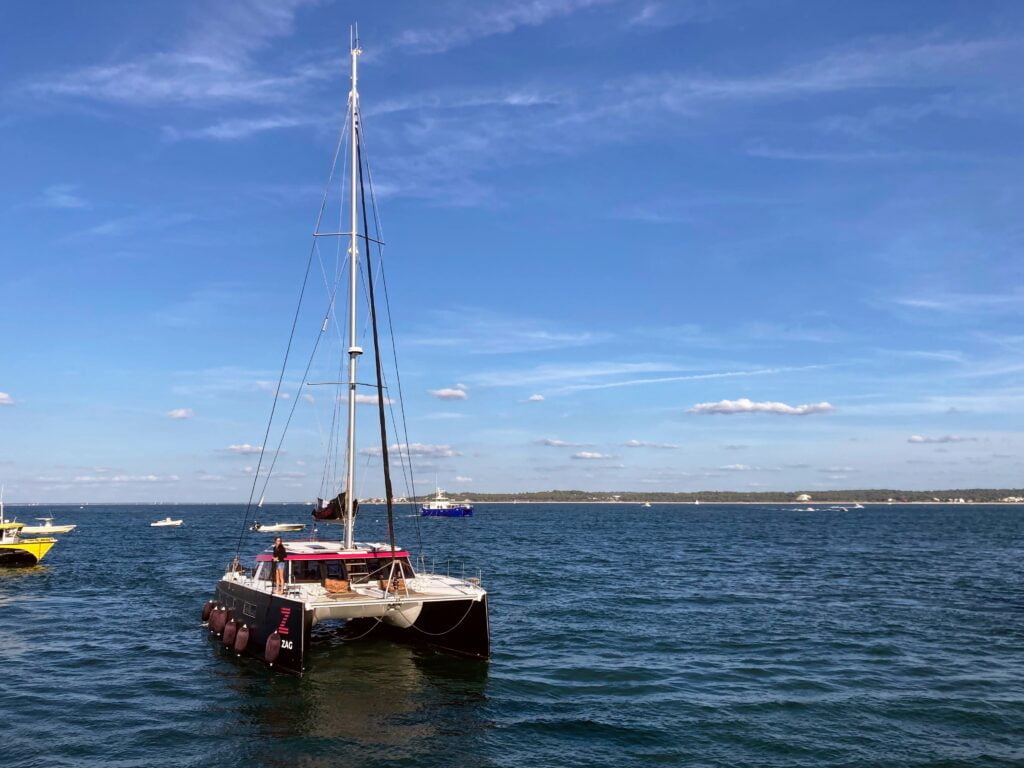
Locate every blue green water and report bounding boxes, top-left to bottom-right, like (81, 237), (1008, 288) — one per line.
(2, 503), (1022, 767)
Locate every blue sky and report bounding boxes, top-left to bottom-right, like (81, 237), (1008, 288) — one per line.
(1, 0), (1023, 502)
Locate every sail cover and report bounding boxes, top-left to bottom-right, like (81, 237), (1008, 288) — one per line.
(312, 492), (357, 521)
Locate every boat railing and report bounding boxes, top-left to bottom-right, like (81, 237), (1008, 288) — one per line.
(413, 554), (483, 587)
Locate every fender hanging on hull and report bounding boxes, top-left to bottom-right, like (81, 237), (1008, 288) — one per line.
(211, 580), (309, 675)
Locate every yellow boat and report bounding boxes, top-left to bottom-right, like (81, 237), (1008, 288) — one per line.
(0, 522), (56, 566)
(0, 489), (57, 566)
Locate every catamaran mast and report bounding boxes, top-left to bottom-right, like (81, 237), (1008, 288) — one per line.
(343, 31), (362, 550)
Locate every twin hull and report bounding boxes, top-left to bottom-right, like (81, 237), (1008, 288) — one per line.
(210, 579), (489, 674)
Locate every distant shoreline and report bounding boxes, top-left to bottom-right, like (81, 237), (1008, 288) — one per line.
(5, 496), (1024, 507)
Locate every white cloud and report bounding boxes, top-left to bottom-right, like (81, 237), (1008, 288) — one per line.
(429, 385), (468, 400)
(0, 392), (13, 406)
(354, 393), (395, 405)
(73, 474), (180, 484)
(301, 393), (314, 404)
(572, 451), (613, 460)
(226, 443), (263, 455)
(454, 476), (473, 483)
(526, 394), (545, 402)
(689, 398), (835, 416)
(361, 443), (459, 458)
(624, 439), (679, 449)
(907, 435), (977, 444)
(539, 438), (586, 448)
(167, 408), (193, 420)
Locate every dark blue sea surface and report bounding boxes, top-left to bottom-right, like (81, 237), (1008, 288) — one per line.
(2, 503), (1023, 767)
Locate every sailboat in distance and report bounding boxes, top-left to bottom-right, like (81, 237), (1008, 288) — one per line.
(202, 33), (490, 674)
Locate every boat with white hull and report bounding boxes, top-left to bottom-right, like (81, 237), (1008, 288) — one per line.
(19, 516), (76, 534)
(251, 522), (306, 533)
(151, 517), (183, 527)
(203, 35), (489, 674)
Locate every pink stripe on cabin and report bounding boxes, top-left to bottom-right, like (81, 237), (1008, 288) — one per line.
(254, 550), (410, 562)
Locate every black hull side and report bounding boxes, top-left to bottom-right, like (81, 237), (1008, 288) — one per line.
(211, 581), (309, 675)
(0, 549), (40, 567)
(360, 595), (490, 660)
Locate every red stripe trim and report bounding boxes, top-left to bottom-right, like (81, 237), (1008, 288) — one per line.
(255, 550), (410, 562)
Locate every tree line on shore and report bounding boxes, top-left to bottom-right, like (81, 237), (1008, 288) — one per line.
(420, 488), (1024, 503)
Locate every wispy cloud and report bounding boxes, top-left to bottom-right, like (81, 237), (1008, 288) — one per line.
(471, 361), (674, 388)
(393, 0), (613, 55)
(25, 0), (326, 108)
(907, 435), (977, 444)
(624, 439), (679, 449)
(363, 31), (1015, 205)
(689, 398), (835, 415)
(154, 284), (263, 328)
(525, 394), (545, 402)
(167, 408), (193, 420)
(555, 366), (819, 395)
(893, 291), (1024, 314)
(0, 392), (13, 406)
(225, 443), (263, 455)
(539, 438), (587, 448)
(411, 309), (605, 354)
(38, 183), (89, 209)
(163, 113), (322, 141)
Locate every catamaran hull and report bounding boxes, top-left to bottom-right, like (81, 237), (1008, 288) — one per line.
(366, 593), (490, 659)
(207, 581), (489, 674)
(211, 580), (308, 675)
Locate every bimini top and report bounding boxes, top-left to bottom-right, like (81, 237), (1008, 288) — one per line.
(254, 541), (410, 562)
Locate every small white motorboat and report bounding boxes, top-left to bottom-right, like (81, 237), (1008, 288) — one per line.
(151, 517), (184, 527)
(251, 522), (306, 533)
(19, 516), (77, 535)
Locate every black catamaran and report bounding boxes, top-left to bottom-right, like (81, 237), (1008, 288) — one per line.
(202, 33), (489, 675)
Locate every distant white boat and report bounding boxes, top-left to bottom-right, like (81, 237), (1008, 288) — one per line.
(19, 516), (76, 534)
(251, 522), (306, 533)
(151, 517), (183, 527)
(642, 502), (652, 508)
(852, 503), (864, 509)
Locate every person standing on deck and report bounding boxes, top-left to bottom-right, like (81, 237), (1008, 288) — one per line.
(272, 537), (287, 594)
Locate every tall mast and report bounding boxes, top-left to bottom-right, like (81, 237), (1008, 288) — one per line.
(343, 29), (362, 549)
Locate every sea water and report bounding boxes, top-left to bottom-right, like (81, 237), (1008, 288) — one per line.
(1, 503), (1022, 767)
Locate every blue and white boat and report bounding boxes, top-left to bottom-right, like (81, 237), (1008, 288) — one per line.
(421, 488), (474, 517)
